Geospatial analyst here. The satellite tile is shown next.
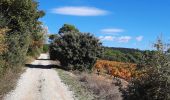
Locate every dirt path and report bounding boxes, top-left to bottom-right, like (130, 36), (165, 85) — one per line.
(4, 54), (74, 100)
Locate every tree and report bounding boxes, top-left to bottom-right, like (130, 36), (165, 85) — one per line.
(48, 34), (57, 43)
(0, 0), (45, 72)
(120, 36), (170, 100)
(49, 25), (103, 71)
(167, 48), (170, 53)
(58, 24), (79, 35)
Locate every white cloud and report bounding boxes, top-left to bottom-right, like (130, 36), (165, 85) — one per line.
(99, 36), (132, 43)
(51, 6), (109, 16)
(118, 36), (132, 43)
(136, 36), (143, 42)
(101, 28), (124, 34)
(99, 36), (114, 41)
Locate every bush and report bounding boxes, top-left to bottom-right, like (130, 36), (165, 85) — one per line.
(94, 60), (138, 80)
(42, 44), (49, 53)
(49, 31), (103, 71)
(0, 0), (45, 76)
(78, 73), (122, 100)
(120, 37), (170, 100)
(121, 57), (170, 100)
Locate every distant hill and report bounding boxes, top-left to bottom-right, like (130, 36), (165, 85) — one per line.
(108, 47), (143, 54)
(101, 47), (144, 63)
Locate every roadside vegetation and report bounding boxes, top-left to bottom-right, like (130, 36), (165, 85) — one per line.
(0, 68), (24, 99)
(56, 69), (95, 100)
(49, 24), (103, 71)
(1, 0), (170, 99)
(0, 0), (46, 97)
(57, 68), (123, 100)
(94, 60), (139, 80)
(50, 24), (170, 100)
(102, 47), (160, 65)
(120, 37), (170, 100)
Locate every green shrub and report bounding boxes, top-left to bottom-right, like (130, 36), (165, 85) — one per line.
(121, 53), (170, 100)
(49, 30), (103, 71)
(120, 37), (170, 100)
(58, 24), (79, 35)
(42, 44), (49, 53)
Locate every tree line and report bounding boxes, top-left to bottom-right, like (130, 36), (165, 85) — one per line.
(0, 0), (46, 76)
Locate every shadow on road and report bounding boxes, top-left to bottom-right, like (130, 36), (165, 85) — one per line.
(25, 58), (60, 69)
(25, 58), (70, 70)
(25, 64), (58, 69)
(36, 59), (51, 60)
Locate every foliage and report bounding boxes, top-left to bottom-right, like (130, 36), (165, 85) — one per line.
(94, 60), (140, 80)
(79, 72), (122, 100)
(0, 28), (9, 75)
(121, 36), (170, 100)
(0, 0), (45, 76)
(27, 25), (46, 57)
(167, 48), (170, 53)
(0, 28), (8, 55)
(48, 34), (57, 43)
(49, 24), (103, 71)
(57, 69), (95, 100)
(58, 24), (79, 35)
(102, 47), (144, 63)
(42, 44), (49, 53)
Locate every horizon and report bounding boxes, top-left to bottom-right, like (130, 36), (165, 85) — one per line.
(38, 0), (170, 50)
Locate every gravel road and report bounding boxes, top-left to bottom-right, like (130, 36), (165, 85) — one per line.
(4, 54), (74, 100)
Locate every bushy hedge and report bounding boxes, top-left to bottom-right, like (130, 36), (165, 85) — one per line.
(49, 31), (103, 71)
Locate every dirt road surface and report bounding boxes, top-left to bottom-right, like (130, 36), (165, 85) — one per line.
(4, 54), (74, 100)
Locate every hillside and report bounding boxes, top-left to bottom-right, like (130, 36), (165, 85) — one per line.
(102, 47), (144, 63)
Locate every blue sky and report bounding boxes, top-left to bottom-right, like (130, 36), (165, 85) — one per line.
(38, 0), (170, 50)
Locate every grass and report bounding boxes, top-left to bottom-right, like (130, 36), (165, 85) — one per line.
(0, 56), (34, 99)
(78, 72), (123, 100)
(0, 68), (25, 99)
(56, 68), (95, 100)
(56, 68), (124, 100)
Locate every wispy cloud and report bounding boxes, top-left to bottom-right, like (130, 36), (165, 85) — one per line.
(101, 28), (124, 34)
(136, 36), (143, 42)
(118, 36), (132, 43)
(51, 6), (109, 16)
(99, 36), (114, 41)
(99, 36), (132, 43)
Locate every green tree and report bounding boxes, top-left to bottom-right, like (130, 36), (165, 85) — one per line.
(58, 24), (79, 35)
(48, 34), (57, 43)
(0, 0), (45, 72)
(120, 36), (170, 100)
(167, 48), (170, 53)
(49, 25), (103, 71)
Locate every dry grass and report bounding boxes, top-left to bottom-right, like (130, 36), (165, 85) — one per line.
(25, 56), (36, 64)
(78, 72), (123, 100)
(0, 68), (24, 100)
(56, 68), (126, 100)
(57, 69), (95, 100)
